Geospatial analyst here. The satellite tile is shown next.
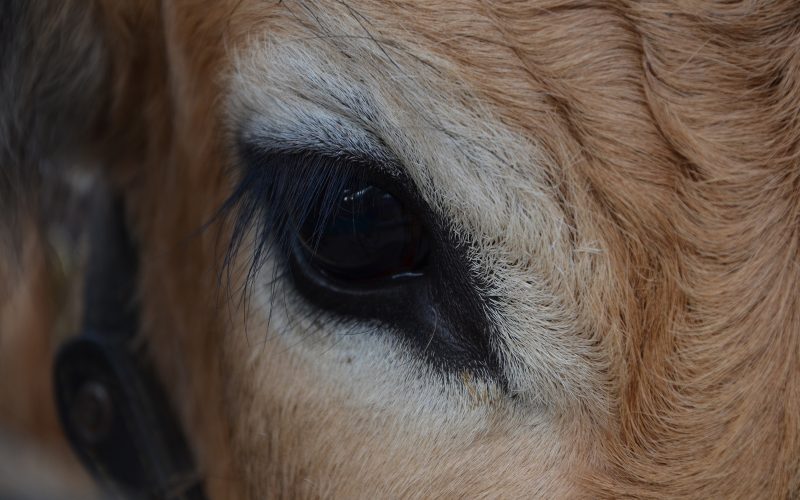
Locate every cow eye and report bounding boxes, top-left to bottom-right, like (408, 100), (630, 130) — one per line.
(230, 144), (499, 377)
(296, 178), (429, 284)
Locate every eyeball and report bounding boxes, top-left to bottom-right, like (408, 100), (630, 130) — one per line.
(296, 177), (429, 284)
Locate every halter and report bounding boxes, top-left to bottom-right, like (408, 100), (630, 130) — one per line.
(53, 186), (206, 500)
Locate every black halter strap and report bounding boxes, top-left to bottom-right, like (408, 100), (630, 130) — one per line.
(53, 187), (206, 500)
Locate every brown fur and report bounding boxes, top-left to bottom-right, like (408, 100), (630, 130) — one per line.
(2, 1), (799, 497)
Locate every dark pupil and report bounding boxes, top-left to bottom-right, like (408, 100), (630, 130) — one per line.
(297, 179), (429, 283)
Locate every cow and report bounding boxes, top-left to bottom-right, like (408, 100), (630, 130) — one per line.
(1, 1), (799, 498)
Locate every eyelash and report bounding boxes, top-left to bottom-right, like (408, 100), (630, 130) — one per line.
(221, 145), (371, 292)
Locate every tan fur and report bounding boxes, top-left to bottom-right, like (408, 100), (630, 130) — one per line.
(2, 1), (799, 498)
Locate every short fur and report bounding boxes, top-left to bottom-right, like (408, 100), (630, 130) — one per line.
(2, 1), (799, 498)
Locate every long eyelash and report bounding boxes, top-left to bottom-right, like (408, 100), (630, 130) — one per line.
(219, 145), (365, 301)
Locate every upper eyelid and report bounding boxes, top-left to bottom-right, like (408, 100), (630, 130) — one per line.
(234, 138), (415, 208)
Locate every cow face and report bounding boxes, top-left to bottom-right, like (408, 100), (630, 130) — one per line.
(2, 1), (799, 498)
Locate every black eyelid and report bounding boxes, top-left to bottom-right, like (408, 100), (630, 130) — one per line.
(238, 138), (426, 222)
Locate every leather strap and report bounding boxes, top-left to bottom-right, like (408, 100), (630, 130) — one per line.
(53, 186), (206, 500)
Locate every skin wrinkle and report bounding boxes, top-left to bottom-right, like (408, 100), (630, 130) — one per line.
(1, 0), (799, 498)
